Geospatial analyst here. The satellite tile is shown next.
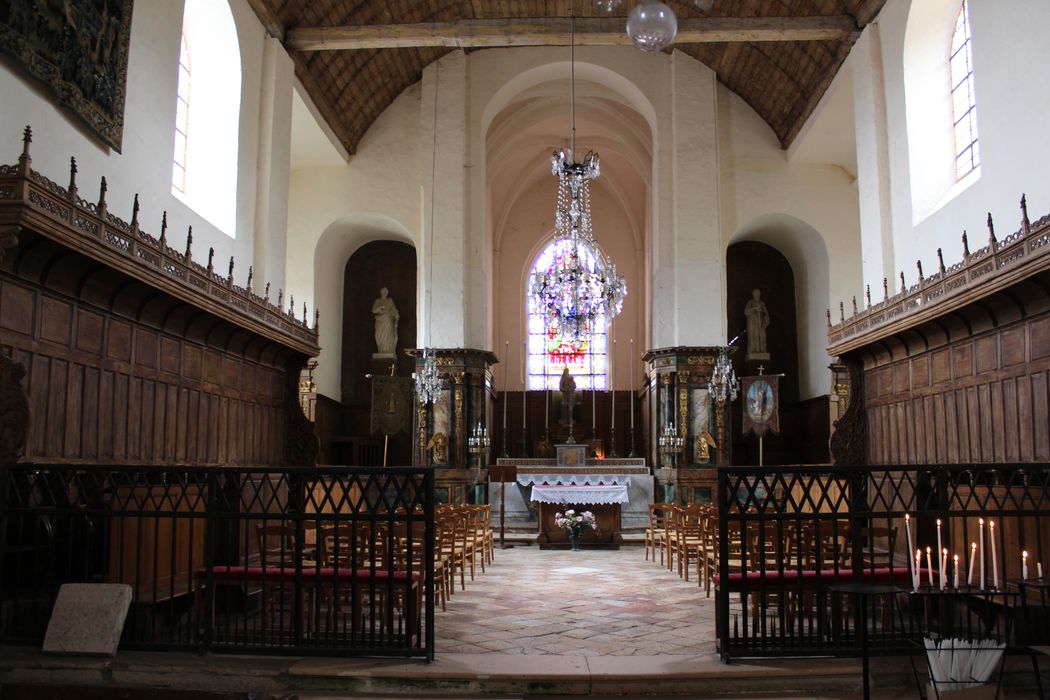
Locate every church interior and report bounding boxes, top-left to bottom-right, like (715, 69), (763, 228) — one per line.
(2, 0), (1050, 697)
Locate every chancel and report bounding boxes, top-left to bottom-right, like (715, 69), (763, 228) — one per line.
(2, 0), (1050, 697)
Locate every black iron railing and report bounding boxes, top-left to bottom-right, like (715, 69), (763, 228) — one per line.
(0, 465), (434, 659)
(717, 464), (1050, 662)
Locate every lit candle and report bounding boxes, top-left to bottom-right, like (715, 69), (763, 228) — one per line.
(1023, 551), (1029, 580)
(979, 518), (985, 589)
(990, 520), (998, 590)
(968, 542), (977, 586)
(905, 514), (914, 570)
(941, 548), (948, 591)
(630, 339), (635, 429)
(914, 549), (922, 591)
(936, 519), (943, 589)
(926, 547), (934, 587)
(953, 554), (959, 589)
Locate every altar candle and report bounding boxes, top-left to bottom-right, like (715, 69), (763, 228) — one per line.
(979, 518), (985, 589)
(990, 520), (998, 589)
(503, 341), (509, 432)
(936, 519), (943, 589)
(926, 547), (934, 587)
(905, 515), (914, 570)
(611, 339), (617, 430)
(630, 339), (635, 429)
(914, 549), (922, 590)
(953, 554), (959, 589)
(968, 542), (977, 586)
(544, 386), (549, 429)
(1023, 550), (1029, 580)
(1040, 562), (1044, 579)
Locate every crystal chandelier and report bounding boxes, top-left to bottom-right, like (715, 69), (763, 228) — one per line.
(708, 348), (739, 404)
(528, 4), (627, 343)
(415, 62), (444, 405)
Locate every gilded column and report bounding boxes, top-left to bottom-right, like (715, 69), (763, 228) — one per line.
(453, 371), (465, 468)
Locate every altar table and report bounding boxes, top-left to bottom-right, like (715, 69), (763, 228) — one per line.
(519, 473), (631, 549)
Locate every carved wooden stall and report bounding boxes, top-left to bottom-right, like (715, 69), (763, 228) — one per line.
(0, 127), (321, 606)
(826, 197), (1050, 576)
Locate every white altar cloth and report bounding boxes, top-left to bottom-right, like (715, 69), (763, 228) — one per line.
(529, 484), (630, 505)
(516, 474), (631, 487)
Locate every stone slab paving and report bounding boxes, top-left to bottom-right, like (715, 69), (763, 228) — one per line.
(436, 544), (718, 656)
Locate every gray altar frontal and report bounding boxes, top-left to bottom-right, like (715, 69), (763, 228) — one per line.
(491, 453), (654, 532)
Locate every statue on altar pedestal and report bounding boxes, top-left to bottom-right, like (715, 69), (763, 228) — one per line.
(558, 367), (576, 424)
(745, 288), (770, 362)
(371, 287), (399, 357)
(426, 431), (447, 465)
(695, 430), (717, 463)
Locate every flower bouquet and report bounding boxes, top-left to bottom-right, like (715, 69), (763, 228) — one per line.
(554, 509), (598, 550)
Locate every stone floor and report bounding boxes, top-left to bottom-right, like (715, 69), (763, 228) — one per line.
(436, 543), (718, 656)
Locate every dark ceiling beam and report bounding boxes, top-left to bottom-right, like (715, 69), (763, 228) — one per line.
(285, 16), (859, 51)
(243, 0), (285, 38)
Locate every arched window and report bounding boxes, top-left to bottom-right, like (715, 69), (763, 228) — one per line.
(172, 35), (190, 193)
(950, 0), (979, 180)
(526, 238), (609, 390)
(171, 0), (241, 237)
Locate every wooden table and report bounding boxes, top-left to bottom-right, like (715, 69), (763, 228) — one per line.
(529, 483), (628, 550)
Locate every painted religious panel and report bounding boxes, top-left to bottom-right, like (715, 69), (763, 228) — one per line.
(741, 375), (780, 436)
(1, 0), (133, 151)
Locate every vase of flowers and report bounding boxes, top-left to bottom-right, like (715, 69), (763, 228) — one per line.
(554, 509), (598, 550)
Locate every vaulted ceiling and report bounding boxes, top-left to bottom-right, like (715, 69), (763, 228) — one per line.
(246, 0), (886, 156)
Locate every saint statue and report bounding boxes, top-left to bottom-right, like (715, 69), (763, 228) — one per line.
(744, 288), (771, 361)
(559, 367), (576, 424)
(372, 287), (399, 356)
(426, 431), (448, 465)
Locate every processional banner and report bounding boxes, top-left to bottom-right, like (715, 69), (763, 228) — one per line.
(741, 375), (780, 437)
(370, 376), (413, 436)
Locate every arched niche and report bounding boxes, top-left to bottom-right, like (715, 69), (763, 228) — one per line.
(340, 241), (417, 405)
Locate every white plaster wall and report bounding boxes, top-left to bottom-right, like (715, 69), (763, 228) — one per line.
(874, 0), (1050, 279)
(0, 0), (274, 287)
(718, 85), (862, 399)
(285, 84), (422, 398)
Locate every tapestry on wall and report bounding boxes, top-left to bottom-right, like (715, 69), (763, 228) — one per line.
(0, 0), (134, 152)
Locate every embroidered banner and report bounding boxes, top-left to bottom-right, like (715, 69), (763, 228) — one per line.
(741, 375), (780, 436)
(370, 376), (413, 436)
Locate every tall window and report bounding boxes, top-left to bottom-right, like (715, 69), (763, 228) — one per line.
(950, 0), (979, 180)
(172, 35), (190, 193)
(171, 0), (241, 237)
(526, 238), (609, 390)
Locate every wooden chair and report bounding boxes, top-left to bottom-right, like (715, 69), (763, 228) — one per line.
(644, 503), (669, 565)
(676, 504), (706, 584)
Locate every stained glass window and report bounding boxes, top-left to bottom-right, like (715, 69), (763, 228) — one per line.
(951, 0), (979, 180)
(527, 238), (609, 390)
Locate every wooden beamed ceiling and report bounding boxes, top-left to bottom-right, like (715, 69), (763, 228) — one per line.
(247, 0), (887, 155)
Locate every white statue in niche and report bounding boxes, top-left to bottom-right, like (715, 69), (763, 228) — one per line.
(744, 288), (770, 361)
(372, 287), (399, 356)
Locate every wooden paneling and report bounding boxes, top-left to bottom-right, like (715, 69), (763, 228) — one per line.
(864, 313), (1050, 465)
(1, 263), (300, 467)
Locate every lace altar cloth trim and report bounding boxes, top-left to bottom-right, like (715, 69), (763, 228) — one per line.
(528, 484), (629, 505)
(516, 474), (631, 486)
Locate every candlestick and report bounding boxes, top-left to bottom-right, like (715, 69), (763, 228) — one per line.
(941, 548), (948, 591)
(611, 339), (617, 429)
(630, 339), (634, 429)
(905, 514), (914, 570)
(953, 554), (959, 589)
(926, 547), (934, 587)
(503, 341), (509, 432)
(990, 520), (998, 589)
(914, 549), (922, 591)
(544, 386), (549, 432)
(1023, 550), (1029, 580)
(592, 386), (596, 432)
(979, 518), (985, 589)
(968, 542), (977, 586)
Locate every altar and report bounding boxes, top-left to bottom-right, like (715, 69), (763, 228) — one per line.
(494, 444), (652, 549)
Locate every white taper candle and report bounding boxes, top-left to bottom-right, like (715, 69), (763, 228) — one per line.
(990, 520), (998, 590)
(968, 542), (977, 586)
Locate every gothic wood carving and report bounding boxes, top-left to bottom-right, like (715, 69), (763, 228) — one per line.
(829, 358), (866, 465)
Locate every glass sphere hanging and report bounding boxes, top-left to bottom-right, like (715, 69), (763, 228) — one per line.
(627, 1), (678, 52)
(594, 0), (623, 12)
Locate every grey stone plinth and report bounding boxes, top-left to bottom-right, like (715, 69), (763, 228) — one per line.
(42, 583), (132, 657)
